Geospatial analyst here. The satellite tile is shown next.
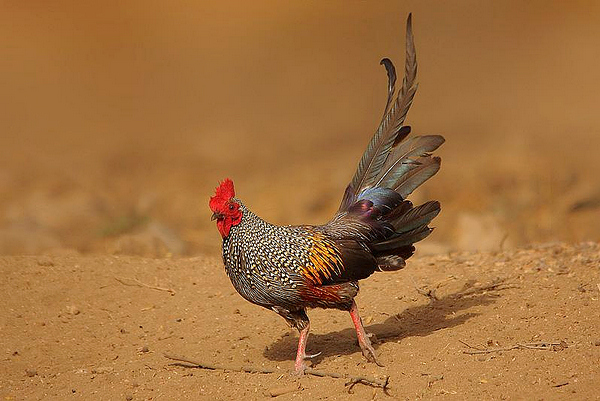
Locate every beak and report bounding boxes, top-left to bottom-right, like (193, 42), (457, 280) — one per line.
(211, 212), (223, 221)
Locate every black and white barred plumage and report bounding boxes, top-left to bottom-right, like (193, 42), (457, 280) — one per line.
(209, 14), (444, 372)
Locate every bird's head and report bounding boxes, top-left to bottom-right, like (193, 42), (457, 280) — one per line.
(209, 178), (242, 238)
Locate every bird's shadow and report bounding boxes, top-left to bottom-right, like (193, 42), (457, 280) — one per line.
(263, 279), (512, 367)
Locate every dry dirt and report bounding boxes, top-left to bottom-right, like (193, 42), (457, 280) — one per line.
(1, 1), (600, 400)
(2, 243), (600, 400)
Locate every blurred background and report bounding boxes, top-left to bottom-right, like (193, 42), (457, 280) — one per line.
(1, 0), (599, 257)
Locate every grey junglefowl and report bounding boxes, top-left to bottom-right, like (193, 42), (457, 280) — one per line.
(209, 14), (444, 374)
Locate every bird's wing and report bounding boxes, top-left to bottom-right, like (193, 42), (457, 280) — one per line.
(300, 231), (378, 286)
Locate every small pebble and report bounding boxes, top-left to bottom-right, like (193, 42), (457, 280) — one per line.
(66, 305), (80, 315)
(125, 395), (133, 401)
(36, 257), (54, 267)
(141, 346), (149, 353)
(265, 383), (301, 397)
(92, 366), (114, 374)
(594, 340), (600, 347)
(25, 369), (37, 377)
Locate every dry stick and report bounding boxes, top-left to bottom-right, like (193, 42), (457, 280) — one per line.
(409, 276), (438, 301)
(114, 276), (175, 295)
(462, 341), (562, 355)
(463, 345), (519, 355)
(458, 339), (483, 351)
(412, 275), (459, 302)
(517, 342), (563, 350)
(163, 353), (389, 389)
(459, 282), (519, 297)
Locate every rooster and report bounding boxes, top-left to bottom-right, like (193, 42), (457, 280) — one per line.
(209, 14), (444, 374)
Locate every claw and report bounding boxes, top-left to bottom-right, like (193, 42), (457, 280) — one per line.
(360, 341), (384, 367)
(304, 351), (322, 359)
(349, 300), (384, 367)
(291, 362), (308, 376)
(292, 351), (319, 375)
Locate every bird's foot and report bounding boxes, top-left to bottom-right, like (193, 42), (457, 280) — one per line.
(349, 300), (384, 367)
(292, 358), (309, 376)
(304, 351), (321, 359)
(291, 351), (320, 376)
(359, 337), (383, 367)
(292, 322), (313, 375)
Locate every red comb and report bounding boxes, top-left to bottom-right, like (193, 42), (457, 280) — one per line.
(209, 178), (235, 210)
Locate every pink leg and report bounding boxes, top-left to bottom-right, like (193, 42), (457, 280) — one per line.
(293, 323), (311, 375)
(349, 300), (382, 366)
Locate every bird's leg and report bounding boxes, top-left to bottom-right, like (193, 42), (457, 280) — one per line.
(349, 300), (383, 366)
(293, 322), (311, 375)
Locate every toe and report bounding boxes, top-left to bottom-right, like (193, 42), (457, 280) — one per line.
(361, 343), (384, 367)
(291, 363), (307, 376)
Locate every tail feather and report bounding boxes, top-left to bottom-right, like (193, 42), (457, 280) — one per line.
(323, 14), (443, 276)
(379, 58), (397, 118)
(375, 135), (445, 191)
(395, 156), (441, 198)
(375, 254), (406, 271)
(371, 225), (433, 252)
(391, 200), (440, 233)
(337, 14), (442, 218)
(339, 14), (418, 212)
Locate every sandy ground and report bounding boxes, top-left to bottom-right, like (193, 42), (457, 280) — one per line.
(1, 1), (600, 400)
(2, 243), (600, 400)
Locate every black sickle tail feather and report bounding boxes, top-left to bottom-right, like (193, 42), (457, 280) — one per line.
(332, 191), (440, 272)
(336, 14), (443, 216)
(340, 13), (423, 213)
(325, 14), (443, 275)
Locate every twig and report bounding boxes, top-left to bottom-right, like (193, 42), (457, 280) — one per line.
(459, 282), (518, 297)
(410, 276), (438, 302)
(426, 374), (444, 387)
(463, 345), (519, 354)
(99, 308), (114, 320)
(435, 342), (451, 359)
(518, 342), (564, 350)
(158, 334), (175, 341)
(458, 339), (482, 351)
(114, 276), (175, 295)
(411, 275), (458, 302)
(163, 353), (389, 389)
(462, 341), (562, 355)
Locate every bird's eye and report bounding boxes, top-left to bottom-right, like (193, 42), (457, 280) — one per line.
(228, 204), (235, 210)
